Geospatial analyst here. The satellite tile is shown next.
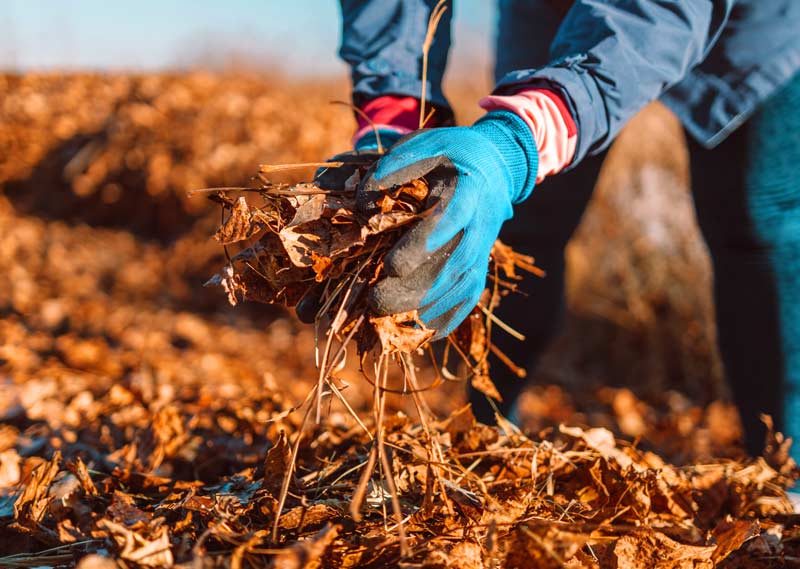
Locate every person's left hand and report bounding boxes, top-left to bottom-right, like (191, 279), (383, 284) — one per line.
(359, 110), (539, 339)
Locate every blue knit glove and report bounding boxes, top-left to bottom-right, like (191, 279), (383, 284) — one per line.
(360, 110), (539, 338)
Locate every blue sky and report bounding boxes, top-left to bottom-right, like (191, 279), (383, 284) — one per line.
(0, 1), (493, 76)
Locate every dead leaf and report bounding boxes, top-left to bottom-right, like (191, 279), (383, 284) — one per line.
(264, 430), (292, 496)
(505, 524), (589, 569)
(711, 518), (760, 563)
(214, 196), (271, 244)
(99, 519), (174, 568)
(612, 529), (714, 569)
(279, 503), (340, 531)
(370, 310), (435, 354)
(14, 450), (60, 527)
(272, 523), (340, 569)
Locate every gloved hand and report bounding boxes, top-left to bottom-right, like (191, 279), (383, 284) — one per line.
(360, 110), (539, 339)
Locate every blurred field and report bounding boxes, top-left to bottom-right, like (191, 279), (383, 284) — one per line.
(1, 72), (778, 566)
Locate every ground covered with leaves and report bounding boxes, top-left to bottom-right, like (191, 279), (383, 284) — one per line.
(1, 73), (799, 568)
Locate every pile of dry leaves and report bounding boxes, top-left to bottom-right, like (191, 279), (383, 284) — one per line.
(2, 394), (798, 567)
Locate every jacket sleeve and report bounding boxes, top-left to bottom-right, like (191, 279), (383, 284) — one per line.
(494, 0), (736, 166)
(339, 0), (453, 114)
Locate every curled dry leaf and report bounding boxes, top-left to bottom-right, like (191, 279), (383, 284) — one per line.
(213, 196), (273, 245)
(370, 310), (435, 354)
(99, 519), (174, 568)
(13, 450), (61, 527)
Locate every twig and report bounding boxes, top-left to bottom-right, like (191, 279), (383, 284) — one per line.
(419, 0), (448, 128)
(478, 303), (526, 342)
(375, 353), (409, 556)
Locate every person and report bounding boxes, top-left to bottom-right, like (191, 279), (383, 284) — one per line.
(332, 0), (800, 464)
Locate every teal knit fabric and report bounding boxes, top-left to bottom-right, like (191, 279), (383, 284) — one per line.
(746, 73), (800, 460)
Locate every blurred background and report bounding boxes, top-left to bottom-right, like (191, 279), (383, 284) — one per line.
(1, 1), (492, 78)
(0, 1), (739, 466)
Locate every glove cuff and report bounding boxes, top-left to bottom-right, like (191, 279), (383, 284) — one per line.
(472, 110), (539, 203)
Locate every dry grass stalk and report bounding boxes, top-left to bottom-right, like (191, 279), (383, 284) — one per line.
(420, 0), (449, 128)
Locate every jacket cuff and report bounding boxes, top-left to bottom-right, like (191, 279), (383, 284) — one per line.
(351, 78), (455, 127)
(494, 58), (607, 169)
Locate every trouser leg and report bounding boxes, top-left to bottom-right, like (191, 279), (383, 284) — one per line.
(689, 74), (800, 457)
(743, 74), (800, 460)
(470, 152), (605, 423)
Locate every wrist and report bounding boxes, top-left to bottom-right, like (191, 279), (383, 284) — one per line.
(352, 95), (421, 149)
(480, 88), (577, 184)
(473, 110), (539, 203)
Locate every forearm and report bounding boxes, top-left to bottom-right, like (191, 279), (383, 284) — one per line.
(494, 0), (735, 166)
(339, 0), (453, 113)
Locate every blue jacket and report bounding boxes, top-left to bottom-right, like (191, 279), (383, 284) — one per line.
(339, 0), (800, 167)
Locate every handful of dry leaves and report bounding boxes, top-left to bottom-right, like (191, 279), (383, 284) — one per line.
(204, 156), (539, 389)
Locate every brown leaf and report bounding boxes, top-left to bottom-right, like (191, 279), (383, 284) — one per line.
(471, 371), (502, 402)
(264, 430), (292, 496)
(279, 504), (340, 531)
(363, 211), (419, 235)
(711, 518), (760, 564)
(107, 491), (152, 529)
(370, 310), (435, 354)
(14, 450), (60, 527)
(67, 457), (98, 496)
(272, 523), (340, 569)
(214, 196), (270, 244)
(505, 523), (588, 569)
(396, 178), (430, 202)
(99, 519), (174, 568)
(423, 540), (484, 569)
(204, 264), (243, 306)
(560, 425), (641, 471)
(441, 404), (477, 441)
(612, 529), (714, 569)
